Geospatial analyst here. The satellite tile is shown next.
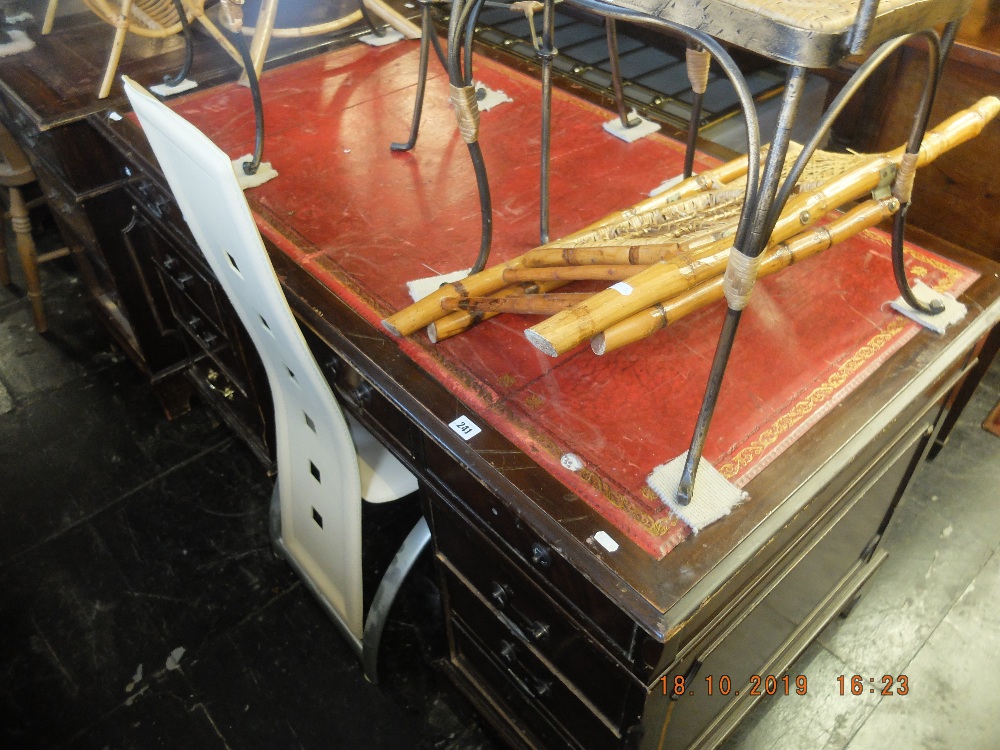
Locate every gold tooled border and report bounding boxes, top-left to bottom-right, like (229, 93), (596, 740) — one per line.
(714, 241), (961, 480)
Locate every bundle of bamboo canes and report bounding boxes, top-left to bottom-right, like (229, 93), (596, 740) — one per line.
(383, 97), (1000, 355)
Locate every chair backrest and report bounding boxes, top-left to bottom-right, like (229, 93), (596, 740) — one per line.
(123, 76), (368, 638)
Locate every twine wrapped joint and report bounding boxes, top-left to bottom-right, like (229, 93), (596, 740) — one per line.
(722, 249), (763, 311)
(685, 47), (711, 95)
(892, 151), (919, 205)
(450, 84), (481, 144)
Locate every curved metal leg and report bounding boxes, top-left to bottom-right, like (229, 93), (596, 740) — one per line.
(231, 29), (266, 175)
(162, 0), (195, 87)
(889, 21), (959, 316)
(361, 517), (432, 684)
(445, 0), (493, 273)
(392, 0), (436, 152)
(675, 67), (808, 505)
(606, 19), (636, 129)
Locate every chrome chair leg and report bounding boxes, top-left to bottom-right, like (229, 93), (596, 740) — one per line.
(361, 517), (432, 684)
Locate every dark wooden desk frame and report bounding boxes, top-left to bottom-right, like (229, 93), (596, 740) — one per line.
(3, 19), (1000, 750)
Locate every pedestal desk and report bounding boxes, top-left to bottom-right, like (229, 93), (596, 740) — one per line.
(4, 27), (1000, 750)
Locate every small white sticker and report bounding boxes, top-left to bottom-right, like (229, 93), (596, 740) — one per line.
(448, 415), (482, 441)
(108, 111), (123, 121)
(610, 281), (633, 295)
(561, 453), (583, 471)
(593, 531), (619, 552)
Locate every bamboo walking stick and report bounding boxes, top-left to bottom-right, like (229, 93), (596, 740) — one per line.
(525, 97), (1000, 358)
(503, 265), (651, 282)
(592, 197), (901, 354)
(428, 280), (567, 342)
(443, 293), (592, 316)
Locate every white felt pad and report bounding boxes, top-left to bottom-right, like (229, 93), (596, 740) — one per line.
(890, 280), (967, 335)
(0, 29), (34, 57)
(232, 157), (279, 189)
(474, 82), (513, 112)
(647, 451), (748, 533)
(360, 27), (404, 46)
(150, 78), (199, 97)
(603, 112), (660, 143)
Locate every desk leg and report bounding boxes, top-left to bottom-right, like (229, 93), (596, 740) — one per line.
(928, 323), (1000, 459)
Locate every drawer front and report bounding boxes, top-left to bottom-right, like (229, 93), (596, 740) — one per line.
(5, 106), (127, 196)
(425, 438), (637, 657)
(152, 245), (223, 331)
(642, 419), (932, 749)
(435, 503), (644, 724)
(127, 176), (191, 241)
(452, 615), (624, 750)
(38, 173), (99, 250)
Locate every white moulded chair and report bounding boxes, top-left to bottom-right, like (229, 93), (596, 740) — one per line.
(123, 76), (428, 683)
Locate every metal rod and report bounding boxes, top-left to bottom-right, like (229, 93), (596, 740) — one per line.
(606, 19), (635, 129)
(538, 0), (556, 244)
(769, 33), (921, 230)
(675, 67), (808, 506)
(357, 0), (386, 37)
(233, 29), (265, 175)
(463, 0), (486, 82)
(683, 90), (702, 179)
(891, 25), (948, 315)
(162, 0), (194, 87)
(391, 0), (436, 152)
(683, 43), (705, 179)
(564, 0), (765, 244)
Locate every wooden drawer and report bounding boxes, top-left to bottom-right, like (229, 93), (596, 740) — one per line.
(127, 175), (191, 242)
(452, 614), (625, 750)
(38, 175), (98, 250)
(640, 419), (931, 748)
(152, 244), (223, 331)
(425, 438), (638, 658)
(435, 501), (645, 724)
(1, 102), (127, 197)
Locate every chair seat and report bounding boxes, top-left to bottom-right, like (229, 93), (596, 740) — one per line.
(599, 0), (974, 66)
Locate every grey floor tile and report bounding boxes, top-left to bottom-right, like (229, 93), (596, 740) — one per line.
(845, 548), (1000, 750)
(817, 484), (993, 678)
(719, 642), (879, 750)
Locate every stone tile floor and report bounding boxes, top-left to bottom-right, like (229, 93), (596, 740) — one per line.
(1, 235), (998, 749)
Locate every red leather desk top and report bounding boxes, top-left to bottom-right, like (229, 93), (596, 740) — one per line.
(163, 43), (977, 558)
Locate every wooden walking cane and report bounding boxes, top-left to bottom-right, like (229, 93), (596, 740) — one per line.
(592, 197), (901, 354)
(429, 280), (568, 342)
(444, 293), (592, 316)
(383, 97), (999, 344)
(524, 97), (1000, 358)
